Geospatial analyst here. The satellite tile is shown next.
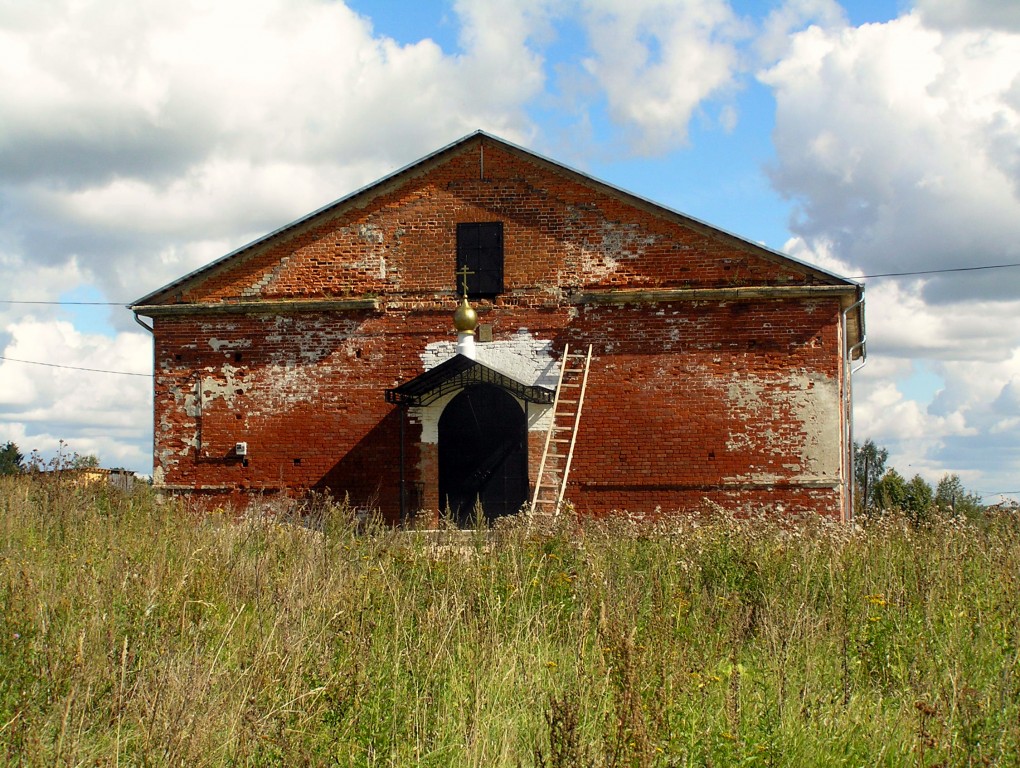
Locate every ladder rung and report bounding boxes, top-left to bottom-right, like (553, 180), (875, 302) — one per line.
(532, 345), (590, 512)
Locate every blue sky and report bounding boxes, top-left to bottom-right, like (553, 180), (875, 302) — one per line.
(0, 0), (1018, 501)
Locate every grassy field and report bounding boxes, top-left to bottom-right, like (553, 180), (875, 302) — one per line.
(1, 476), (1018, 766)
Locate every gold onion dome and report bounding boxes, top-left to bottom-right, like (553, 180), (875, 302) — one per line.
(453, 295), (479, 333)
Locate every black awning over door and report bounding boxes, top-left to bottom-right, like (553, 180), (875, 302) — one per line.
(384, 354), (553, 407)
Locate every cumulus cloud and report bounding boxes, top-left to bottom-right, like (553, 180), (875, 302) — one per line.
(0, 0), (558, 470)
(790, 236), (1020, 494)
(577, 0), (746, 153)
(764, 10), (1020, 496)
(760, 13), (1020, 304)
(0, 318), (152, 470)
(849, 279), (1020, 483)
(757, 0), (847, 61)
(916, 0), (1020, 32)
(0, 0), (547, 312)
(3, 0), (1017, 495)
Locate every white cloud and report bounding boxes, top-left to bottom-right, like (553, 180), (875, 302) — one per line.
(3, 0), (1015, 498)
(760, 9), (1020, 496)
(0, 319), (152, 471)
(757, 0), (848, 61)
(0, 0), (562, 473)
(0, 0), (546, 309)
(916, 0), (1020, 32)
(761, 13), (1020, 304)
(576, 0), (746, 153)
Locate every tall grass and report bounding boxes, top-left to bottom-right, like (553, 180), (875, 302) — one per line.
(1, 475), (1018, 766)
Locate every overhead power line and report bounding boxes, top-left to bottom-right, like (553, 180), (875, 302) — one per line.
(849, 261), (1020, 279)
(0, 300), (126, 306)
(0, 262), (1017, 308)
(0, 355), (151, 377)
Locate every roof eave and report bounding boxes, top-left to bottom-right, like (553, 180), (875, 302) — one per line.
(132, 129), (858, 307)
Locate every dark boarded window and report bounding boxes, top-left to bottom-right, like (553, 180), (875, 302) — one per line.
(456, 222), (503, 298)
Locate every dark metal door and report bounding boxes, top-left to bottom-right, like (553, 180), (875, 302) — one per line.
(438, 384), (527, 526)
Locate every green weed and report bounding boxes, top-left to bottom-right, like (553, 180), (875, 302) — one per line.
(0, 477), (1018, 766)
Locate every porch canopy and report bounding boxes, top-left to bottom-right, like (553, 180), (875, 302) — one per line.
(385, 354), (554, 407)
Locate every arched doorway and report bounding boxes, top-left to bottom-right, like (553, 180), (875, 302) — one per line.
(438, 384), (528, 526)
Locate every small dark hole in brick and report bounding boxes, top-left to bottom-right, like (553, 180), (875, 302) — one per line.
(355, 349), (362, 359)
(242, 458), (249, 468)
(234, 352), (243, 362)
(293, 458), (302, 466)
(175, 354), (182, 361)
(235, 413), (242, 420)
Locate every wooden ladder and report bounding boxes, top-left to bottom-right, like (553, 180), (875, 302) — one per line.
(530, 344), (593, 516)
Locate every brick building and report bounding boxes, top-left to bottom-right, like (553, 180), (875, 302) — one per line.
(131, 132), (866, 524)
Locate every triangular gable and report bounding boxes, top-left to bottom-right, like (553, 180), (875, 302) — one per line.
(384, 354), (554, 407)
(131, 130), (858, 308)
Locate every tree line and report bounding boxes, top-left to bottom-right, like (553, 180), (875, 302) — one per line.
(0, 438), (994, 520)
(854, 439), (986, 520)
(0, 441), (101, 474)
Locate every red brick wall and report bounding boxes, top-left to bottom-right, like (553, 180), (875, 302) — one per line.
(176, 140), (817, 307)
(152, 298), (844, 520)
(147, 137), (849, 521)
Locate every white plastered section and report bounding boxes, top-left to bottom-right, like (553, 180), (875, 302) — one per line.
(411, 329), (561, 444)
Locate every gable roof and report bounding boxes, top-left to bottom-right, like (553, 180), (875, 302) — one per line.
(384, 354), (554, 407)
(130, 130), (861, 309)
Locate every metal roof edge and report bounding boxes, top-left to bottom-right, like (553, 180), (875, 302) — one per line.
(481, 131), (858, 287)
(131, 129), (858, 307)
(131, 131), (491, 307)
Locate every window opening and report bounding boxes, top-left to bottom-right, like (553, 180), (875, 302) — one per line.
(456, 222), (503, 298)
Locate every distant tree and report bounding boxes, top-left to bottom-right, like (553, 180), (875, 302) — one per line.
(935, 473), (985, 518)
(0, 442), (24, 475)
(905, 474), (934, 523)
(70, 453), (101, 470)
(870, 470), (937, 524)
(873, 468), (908, 513)
(854, 439), (889, 513)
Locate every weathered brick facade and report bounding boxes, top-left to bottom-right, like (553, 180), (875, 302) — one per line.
(133, 132), (865, 523)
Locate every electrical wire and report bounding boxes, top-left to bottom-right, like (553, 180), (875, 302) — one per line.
(0, 260), (1017, 379)
(0, 259), (1016, 308)
(848, 262), (1020, 279)
(0, 355), (151, 377)
(0, 300), (125, 306)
